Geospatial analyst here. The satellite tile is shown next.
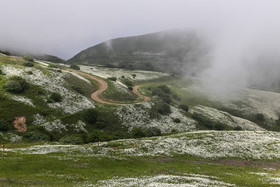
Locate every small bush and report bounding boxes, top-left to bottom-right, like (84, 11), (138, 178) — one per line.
(157, 103), (171, 115)
(255, 113), (265, 122)
(0, 51), (10, 55)
(0, 119), (10, 131)
(70, 64), (80, 70)
(146, 127), (161, 137)
(158, 85), (170, 94)
(10, 76), (29, 90)
(23, 56), (34, 62)
(86, 131), (113, 143)
(179, 104), (189, 112)
(59, 134), (84, 144)
(82, 109), (98, 124)
(49, 92), (62, 102)
(132, 74), (136, 79)
(132, 128), (147, 138)
(23, 62), (34, 67)
(234, 126), (242, 131)
(71, 86), (84, 94)
(30, 132), (50, 142)
(108, 77), (117, 81)
(4, 80), (23, 93)
(26, 71), (33, 75)
(122, 79), (134, 87)
(0, 69), (2, 74)
(173, 118), (181, 123)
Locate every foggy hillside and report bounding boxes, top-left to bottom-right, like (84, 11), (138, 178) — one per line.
(68, 29), (211, 75)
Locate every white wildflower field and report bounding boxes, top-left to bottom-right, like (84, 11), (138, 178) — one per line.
(8, 131), (280, 160)
(95, 174), (235, 187)
(79, 65), (169, 81)
(2, 65), (95, 114)
(116, 103), (196, 133)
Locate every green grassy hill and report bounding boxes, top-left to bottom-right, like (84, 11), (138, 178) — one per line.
(68, 29), (210, 75)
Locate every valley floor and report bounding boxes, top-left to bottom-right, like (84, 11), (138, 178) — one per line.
(1, 130), (280, 186)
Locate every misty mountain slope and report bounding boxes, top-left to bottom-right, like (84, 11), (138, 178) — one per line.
(68, 29), (210, 75)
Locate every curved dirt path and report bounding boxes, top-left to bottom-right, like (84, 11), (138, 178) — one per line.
(68, 69), (150, 105)
(133, 85), (151, 102)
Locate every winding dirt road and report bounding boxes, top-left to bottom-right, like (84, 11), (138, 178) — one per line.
(68, 69), (150, 105)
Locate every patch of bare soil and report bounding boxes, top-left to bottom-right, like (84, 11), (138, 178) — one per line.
(13, 116), (27, 132)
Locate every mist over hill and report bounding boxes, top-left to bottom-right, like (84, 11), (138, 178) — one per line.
(68, 29), (211, 75)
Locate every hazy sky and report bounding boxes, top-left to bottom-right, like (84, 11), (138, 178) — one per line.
(1, 0), (280, 62)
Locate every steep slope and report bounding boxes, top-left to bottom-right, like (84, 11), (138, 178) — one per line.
(68, 29), (210, 75)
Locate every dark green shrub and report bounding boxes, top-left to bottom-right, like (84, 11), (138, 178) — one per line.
(179, 104), (189, 112)
(23, 56), (34, 62)
(234, 126), (242, 131)
(4, 80), (23, 93)
(122, 79), (133, 87)
(158, 85), (170, 94)
(214, 123), (226, 130)
(0, 119), (10, 131)
(0, 69), (2, 74)
(49, 92), (62, 102)
(132, 74), (136, 79)
(132, 128), (147, 138)
(70, 64), (80, 70)
(71, 86), (84, 94)
(173, 118), (181, 123)
(108, 77), (117, 81)
(255, 113), (265, 122)
(1, 51), (10, 55)
(30, 132), (50, 141)
(10, 76), (29, 90)
(59, 134), (84, 144)
(157, 103), (171, 115)
(27, 71), (33, 75)
(82, 109), (98, 124)
(86, 131), (113, 143)
(23, 62), (34, 67)
(146, 127), (161, 137)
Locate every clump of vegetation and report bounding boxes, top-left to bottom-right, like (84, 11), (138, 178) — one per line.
(149, 101), (172, 119)
(59, 134), (84, 144)
(49, 92), (62, 102)
(146, 127), (161, 137)
(0, 50), (10, 55)
(26, 71), (33, 75)
(179, 104), (189, 112)
(4, 76), (29, 93)
(86, 131), (113, 143)
(152, 85), (172, 104)
(71, 86), (84, 94)
(82, 109), (98, 125)
(122, 79), (134, 90)
(108, 77), (117, 81)
(23, 56), (34, 62)
(0, 119), (10, 131)
(192, 113), (228, 130)
(132, 74), (136, 79)
(0, 69), (2, 75)
(173, 118), (181, 123)
(132, 128), (147, 138)
(70, 64), (80, 70)
(30, 132), (50, 142)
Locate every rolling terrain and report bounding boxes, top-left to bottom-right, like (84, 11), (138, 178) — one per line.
(0, 51), (280, 186)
